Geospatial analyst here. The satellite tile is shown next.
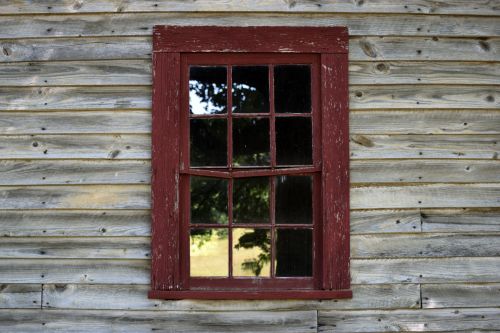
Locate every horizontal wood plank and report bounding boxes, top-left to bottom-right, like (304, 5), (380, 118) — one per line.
(0, 86), (498, 111)
(422, 283), (500, 309)
(351, 160), (500, 183)
(351, 210), (422, 234)
(0, 210), (150, 237)
(0, 159), (499, 186)
(42, 283), (419, 311)
(352, 257), (500, 284)
(0, 160), (150, 185)
(422, 208), (500, 233)
(352, 233), (500, 258)
(351, 184), (500, 209)
(0, 111), (151, 134)
(1, 37), (498, 63)
(3, 233), (497, 259)
(0, 284), (40, 309)
(0, 13), (499, 39)
(0, 185), (150, 209)
(2, 257), (499, 284)
(3, 110), (500, 135)
(0, 86), (151, 111)
(350, 134), (500, 159)
(318, 308), (500, 332)
(0, 134), (150, 159)
(0, 183), (498, 209)
(0, 237), (151, 259)
(0, 309), (317, 333)
(2, 61), (500, 86)
(1, 0), (497, 15)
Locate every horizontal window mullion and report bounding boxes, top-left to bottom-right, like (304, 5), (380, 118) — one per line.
(182, 166), (320, 178)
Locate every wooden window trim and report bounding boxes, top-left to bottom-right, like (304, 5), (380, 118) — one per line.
(150, 26), (350, 300)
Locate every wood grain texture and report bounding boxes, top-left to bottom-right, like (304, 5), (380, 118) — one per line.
(0, 210), (150, 237)
(3, 233), (496, 260)
(0, 13), (498, 39)
(0, 111), (151, 134)
(351, 184), (500, 209)
(1, 85), (496, 111)
(1, 0), (497, 15)
(318, 308), (500, 332)
(352, 257), (500, 284)
(2, 36), (498, 63)
(0, 185), (150, 209)
(422, 283), (500, 309)
(0, 284), (41, 309)
(0, 160), (150, 185)
(350, 110), (500, 135)
(41, 283), (418, 311)
(1, 61), (500, 86)
(422, 208), (500, 233)
(350, 85), (499, 109)
(0, 86), (151, 110)
(0, 183), (498, 210)
(351, 160), (500, 183)
(350, 134), (500, 159)
(0, 259), (150, 284)
(3, 110), (500, 135)
(0, 309), (317, 333)
(0, 159), (498, 186)
(351, 210), (422, 234)
(352, 233), (500, 258)
(0, 134), (150, 159)
(0, 237), (151, 259)
(2, 257), (499, 284)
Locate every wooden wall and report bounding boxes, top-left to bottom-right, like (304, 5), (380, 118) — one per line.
(0, 1), (499, 332)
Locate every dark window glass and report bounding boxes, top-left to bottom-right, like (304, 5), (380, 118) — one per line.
(232, 66), (269, 114)
(190, 176), (228, 225)
(233, 228), (271, 277)
(189, 66), (227, 115)
(190, 118), (227, 167)
(276, 176), (312, 224)
(233, 118), (270, 166)
(190, 228), (228, 277)
(233, 177), (270, 224)
(275, 229), (312, 277)
(276, 117), (312, 165)
(274, 65), (311, 114)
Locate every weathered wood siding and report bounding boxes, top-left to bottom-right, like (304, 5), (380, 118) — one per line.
(0, 1), (499, 332)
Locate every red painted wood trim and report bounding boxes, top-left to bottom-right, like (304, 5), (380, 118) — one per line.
(149, 289), (352, 300)
(321, 53), (350, 290)
(153, 26), (348, 53)
(151, 52), (182, 291)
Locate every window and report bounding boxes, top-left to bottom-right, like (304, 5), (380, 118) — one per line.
(150, 26), (350, 300)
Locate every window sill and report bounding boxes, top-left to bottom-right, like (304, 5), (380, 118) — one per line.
(148, 289), (352, 300)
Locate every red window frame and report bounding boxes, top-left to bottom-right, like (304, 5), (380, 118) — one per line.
(149, 26), (350, 300)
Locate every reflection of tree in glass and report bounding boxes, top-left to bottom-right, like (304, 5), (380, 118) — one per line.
(233, 118), (270, 166)
(232, 66), (269, 114)
(189, 66), (227, 115)
(235, 229), (270, 276)
(233, 177), (269, 224)
(191, 176), (228, 224)
(190, 119), (227, 167)
(190, 228), (228, 249)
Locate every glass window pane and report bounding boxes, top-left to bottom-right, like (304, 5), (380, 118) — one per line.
(233, 118), (270, 166)
(190, 118), (227, 167)
(233, 177), (270, 224)
(276, 176), (312, 224)
(233, 228), (271, 277)
(275, 229), (312, 277)
(274, 65), (311, 114)
(190, 228), (228, 277)
(276, 117), (312, 165)
(232, 66), (269, 114)
(191, 176), (228, 225)
(189, 66), (227, 115)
